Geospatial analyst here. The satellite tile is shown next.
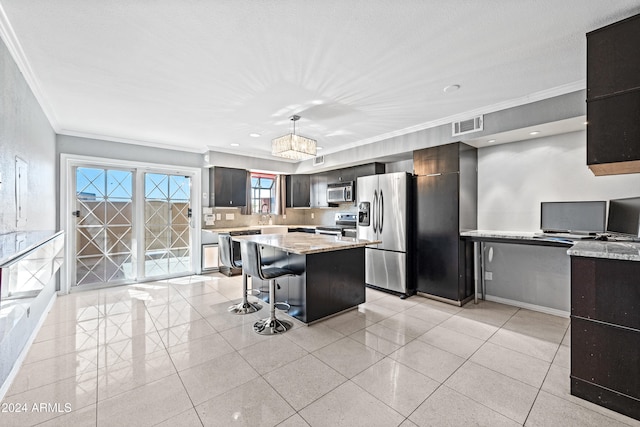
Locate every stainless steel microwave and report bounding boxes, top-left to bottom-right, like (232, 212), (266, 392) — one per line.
(327, 181), (354, 203)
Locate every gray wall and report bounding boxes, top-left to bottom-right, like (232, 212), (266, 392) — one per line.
(56, 134), (208, 225)
(0, 36), (57, 393)
(0, 38), (56, 234)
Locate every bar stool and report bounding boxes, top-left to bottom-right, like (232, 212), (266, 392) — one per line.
(218, 234), (262, 315)
(239, 240), (295, 335)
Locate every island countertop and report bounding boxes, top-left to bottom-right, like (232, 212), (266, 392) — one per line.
(231, 232), (381, 255)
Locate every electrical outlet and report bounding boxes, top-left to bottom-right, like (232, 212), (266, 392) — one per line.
(311, 213), (315, 219)
(216, 213), (221, 220)
(225, 213), (234, 220)
(485, 271), (493, 281)
(283, 214), (286, 219)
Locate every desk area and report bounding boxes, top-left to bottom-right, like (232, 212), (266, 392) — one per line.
(232, 232), (380, 323)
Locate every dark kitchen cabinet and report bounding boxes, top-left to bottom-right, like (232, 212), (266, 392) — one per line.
(310, 173), (329, 208)
(211, 167), (247, 207)
(587, 13), (640, 99)
(286, 175), (311, 208)
(413, 143), (460, 176)
(414, 142), (477, 305)
(570, 256), (640, 421)
(587, 13), (640, 176)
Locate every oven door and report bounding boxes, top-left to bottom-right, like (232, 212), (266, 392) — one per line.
(315, 228), (342, 236)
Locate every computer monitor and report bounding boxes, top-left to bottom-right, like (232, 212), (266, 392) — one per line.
(540, 201), (607, 234)
(606, 197), (640, 237)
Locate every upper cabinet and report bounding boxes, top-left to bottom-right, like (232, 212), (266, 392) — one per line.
(310, 173), (329, 208)
(587, 13), (640, 176)
(413, 143), (460, 175)
(286, 175), (311, 208)
(211, 167), (247, 207)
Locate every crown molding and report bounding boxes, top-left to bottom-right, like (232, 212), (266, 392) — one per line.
(0, 4), (60, 132)
(58, 128), (207, 154)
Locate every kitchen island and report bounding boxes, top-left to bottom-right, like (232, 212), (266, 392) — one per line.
(232, 232), (380, 323)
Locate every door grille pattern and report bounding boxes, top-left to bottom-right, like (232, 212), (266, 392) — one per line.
(75, 168), (133, 286)
(144, 173), (191, 277)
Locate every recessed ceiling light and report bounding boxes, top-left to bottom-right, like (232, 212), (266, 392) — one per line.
(529, 131), (540, 135)
(230, 143), (240, 147)
(488, 139), (496, 143)
(443, 84), (461, 93)
(249, 133), (261, 138)
(317, 146), (324, 150)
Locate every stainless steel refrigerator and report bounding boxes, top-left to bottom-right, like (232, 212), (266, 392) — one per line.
(357, 172), (413, 297)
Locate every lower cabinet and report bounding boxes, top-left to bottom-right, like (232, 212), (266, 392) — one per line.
(570, 256), (640, 421)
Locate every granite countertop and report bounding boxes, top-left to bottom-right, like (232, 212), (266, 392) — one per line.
(460, 230), (575, 246)
(231, 232), (380, 255)
(568, 240), (640, 262)
(203, 224), (318, 233)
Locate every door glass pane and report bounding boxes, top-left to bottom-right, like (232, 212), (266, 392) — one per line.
(75, 167), (134, 286)
(144, 173), (191, 277)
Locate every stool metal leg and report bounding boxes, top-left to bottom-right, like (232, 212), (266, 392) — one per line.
(228, 272), (262, 315)
(253, 279), (292, 335)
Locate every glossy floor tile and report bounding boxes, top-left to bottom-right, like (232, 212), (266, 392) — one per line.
(2, 273), (639, 427)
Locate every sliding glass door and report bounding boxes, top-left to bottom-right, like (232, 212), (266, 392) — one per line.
(72, 166), (194, 288)
(144, 173), (192, 277)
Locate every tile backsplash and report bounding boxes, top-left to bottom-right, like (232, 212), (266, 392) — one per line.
(202, 203), (358, 229)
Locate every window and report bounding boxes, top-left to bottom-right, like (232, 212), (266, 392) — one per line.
(250, 172), (276, 214)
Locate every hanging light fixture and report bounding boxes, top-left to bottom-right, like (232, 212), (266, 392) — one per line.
(271, 115), (317, 160)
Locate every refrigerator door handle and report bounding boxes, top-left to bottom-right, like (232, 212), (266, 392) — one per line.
(373, 190), (378, 233)
(379, 190), (384, 234)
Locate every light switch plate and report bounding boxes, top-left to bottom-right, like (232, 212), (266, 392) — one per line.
(225, 213), (235, 220)
(485, 271), (493, 281)
(216, 213), (221, 220)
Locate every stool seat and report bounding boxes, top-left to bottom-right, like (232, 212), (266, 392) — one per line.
(240, 240), (296, 335)
(219, 234), (261, 315)
(260, 266), (295, 280)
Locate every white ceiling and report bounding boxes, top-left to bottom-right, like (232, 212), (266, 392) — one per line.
(1, 1), (639, 161)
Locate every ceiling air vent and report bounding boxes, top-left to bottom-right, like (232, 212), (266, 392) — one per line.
(313, 155), (325, 166)
(452, 115), (483, 136)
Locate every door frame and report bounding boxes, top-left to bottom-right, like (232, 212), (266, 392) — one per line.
(60, 153), (202, 294)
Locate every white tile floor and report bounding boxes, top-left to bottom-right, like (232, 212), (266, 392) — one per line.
(2, 273), (639, 427)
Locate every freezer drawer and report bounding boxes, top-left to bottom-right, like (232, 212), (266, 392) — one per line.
(365, 248), (407, 294)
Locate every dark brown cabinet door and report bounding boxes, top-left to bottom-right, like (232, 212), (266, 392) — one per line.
(413, 143), (460, 175)
(213, 167), (247, 207)
(415, 173), (461, 300)
(587, 14), (640, 99)
(286, 175), (311, 208)
(587, 91), (640, 166)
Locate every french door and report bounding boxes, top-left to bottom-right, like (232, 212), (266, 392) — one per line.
(72, 165), (195, 288)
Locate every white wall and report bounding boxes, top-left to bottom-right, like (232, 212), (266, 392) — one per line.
(478, 130), (640, 231)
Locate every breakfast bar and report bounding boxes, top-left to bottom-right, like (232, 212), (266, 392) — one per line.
(232, 232), (380, 323)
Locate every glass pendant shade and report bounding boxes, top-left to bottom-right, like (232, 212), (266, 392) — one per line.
(271, 115), (317, 160)
(271, 133), (317, 160)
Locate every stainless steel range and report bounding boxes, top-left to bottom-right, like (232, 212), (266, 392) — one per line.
(315, 213), (357, 237)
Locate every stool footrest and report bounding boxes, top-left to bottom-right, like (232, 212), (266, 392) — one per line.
(253, 317), (293, 335)
(228, 301), (262, 315)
